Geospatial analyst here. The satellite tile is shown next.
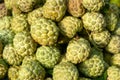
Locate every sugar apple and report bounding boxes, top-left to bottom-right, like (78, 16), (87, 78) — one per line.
(0, 3), (9, 18)
(67, 0), (85, 17)
(17, 0), (41, 12)
(78, 48), (105, 78)
(107, 66), (120, 80)
(53, 62), (79, 80)
(89, 30), (111, 48)
(30, 17), (59, 46)
(58, 16), (83, 38)
(42, 0), (67, 22)
(8, 66), (19, 80)
(18, 60), (45, 80)
(12, 7), (22, 16)
(66, 37), (91, 64)
(36, 46), (61, 69)
(3, 44), (23, 66)
(114, 20), (120, 36)
(0, 29), (15, 45)
(0, 16), (12, 30)
(82, 0), (105, 11)
(11, 14), (29, 33)
(4, 0), (12, 10)
(111, 54), (120, 67)
(13, 31), (37, 57)
(0, 58), (8, 79)
(105, 35), (120, 54)
(82, 12), (106, 32)
(27, 7), (43, 25)
(79, 77), (91, 80)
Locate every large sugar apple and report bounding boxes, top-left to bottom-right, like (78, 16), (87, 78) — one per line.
(111, 54), (120, 67)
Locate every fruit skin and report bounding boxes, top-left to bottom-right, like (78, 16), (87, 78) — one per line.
(114, 20), (120, 36)
(18, 60), (45, 80)
(27, 7), (43, 25)
(36, 46), (61, 69)
(4, 0), (12, 10)
(43, 0), (67, 22)
(78, 48), (105, 78)
(67, 0), (85, 17)
(58, 16), (83, 38)
(66, 38), (91, 64)
(13, 31), (37, 57)
(11, 14), (29, 33)
(111, 54), (120, 67)
(105, 35), (120, 54)
(0, 16), (12, 30)
(89, 30), (111, 48)
(53, 62), (79, 80)
(82, 12), (106, 32)
(3, 44), (23, 66)
(0, 59), (8, 79)
(30, 17), (59, 46)
(82, 0), (105, 11)
(17, 0), (40, 12)
(107, 66), (120, 80)
(0, 29), (15, 45)
(8, 66), (19, 80)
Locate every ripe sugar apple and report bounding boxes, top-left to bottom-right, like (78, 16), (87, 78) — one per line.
(13, 31), (37, 57)
(0, 3), (9, 18)
(107, 66), (120, 80)
(67, 0), (85, 17)
(17, 0), (40, 12)
(11, 14), (29, 33)
(0, 16), (12, 30)
(111, 54), (120, 67)
(3, 44), (23, 66)
(79, 77), (91, 80)
(0, 29), (15, 45)
(58, 16), (83, 38)
(43, 0), (67, 22)
(105, 35), (120, 54)
(53, 62), (79, 80)
(0, 59), (8, 79)
(89, 30), (111, 48)
(30, 17), (59, 46)
(78, 48), (105, 78)
(66, 37), (91, 64)
(82, 0), (105, 11)
(36, 46), (61, 68)
(27, 7), (43, 25)
(8, 66), (19, 80)
(82, 12), (106, 32)
(18, 60), (45, 80)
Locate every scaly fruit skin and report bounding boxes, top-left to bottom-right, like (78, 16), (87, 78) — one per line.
(82, 0), (105, 11)
(0, 59), (8, 79)
(0, 3), (9, 18)
(90, 30), (111, 48)
(111, 54), (120, 67)
(11, 14), (29, 33)
(0, 16), (12, 30)
(36, 46), (61, 69)
(27, 7), (43, 25)
(114, 20), (120, 36)
(78, 48), (105, 78)
(67, 0), (85, 17)
(58, 16), (83, 38)
(8, 66), (19, 80)
(82, 12), (106, 32)
(18, 60), (45, 80)
(66, 38), (91, 64)
(3, 44), (23, 66)
(107, 66), (120, 80)
(30, 18), (59, 46)
(105, 35), (120, 54)
(13, 31), (37, 57)
(53, 62), (79, 80)
(0, 29), (15, 45)
(79, 77), (91, 80)
(43, 0), (67, 22)
(17, 0), (39, 12)
(4, 0), (12, 10)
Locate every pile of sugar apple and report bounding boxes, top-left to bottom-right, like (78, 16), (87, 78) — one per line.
(0, 0), (120, 80)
